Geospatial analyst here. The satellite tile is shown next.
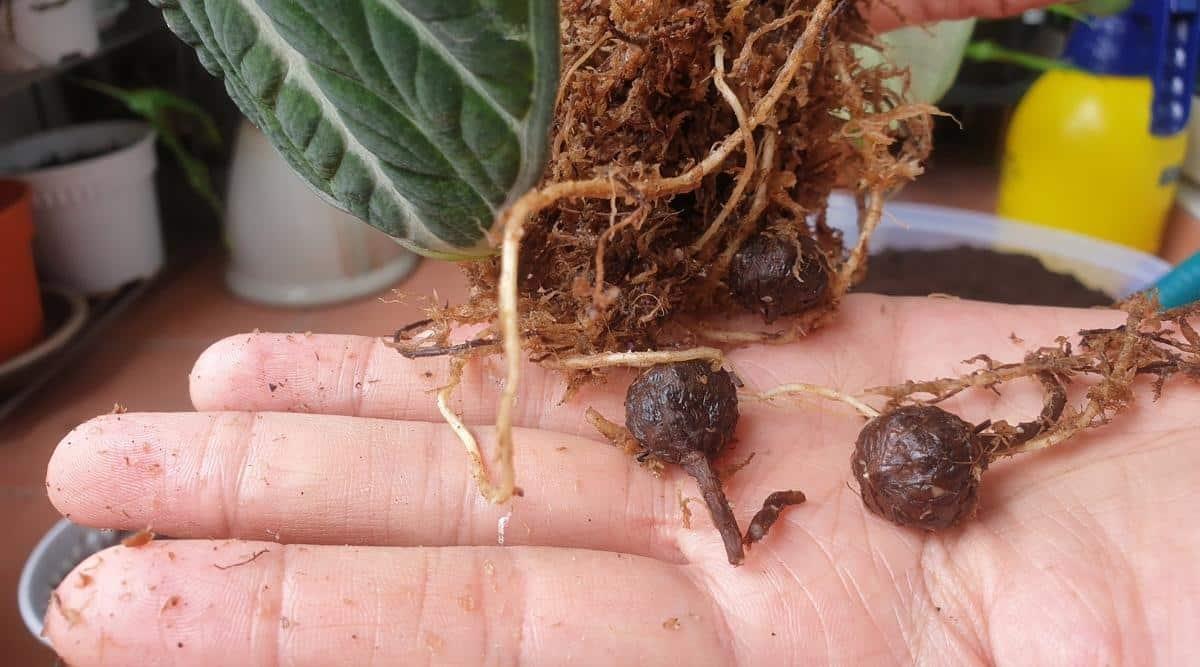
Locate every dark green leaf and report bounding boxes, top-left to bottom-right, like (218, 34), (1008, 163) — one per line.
(148, 0), (561, 258)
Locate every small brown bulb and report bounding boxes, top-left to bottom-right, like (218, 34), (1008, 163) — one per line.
(626, 361), (744, 564)
(625, 361), (739, 465)
(852, 405), (985, 530)
(730, 233), (830, 323)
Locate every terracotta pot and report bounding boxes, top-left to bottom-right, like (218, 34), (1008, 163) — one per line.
(0, 179), (43, 362)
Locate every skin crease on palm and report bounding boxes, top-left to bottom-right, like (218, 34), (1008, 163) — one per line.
(38, 1), (1200, 665)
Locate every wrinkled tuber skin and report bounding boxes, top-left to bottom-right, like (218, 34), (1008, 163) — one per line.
(626, 361), (740, 465)
(626, 361), (746, 564)
(852, 405), (985, 530)
(730, 233), (831, 323)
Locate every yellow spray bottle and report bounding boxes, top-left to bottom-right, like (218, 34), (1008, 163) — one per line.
(997, 0), (1200, 253)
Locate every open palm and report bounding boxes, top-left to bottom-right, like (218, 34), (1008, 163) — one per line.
(43, 295), (1199, 665)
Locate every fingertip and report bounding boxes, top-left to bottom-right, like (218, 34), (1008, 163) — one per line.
(46, 540), (283, 666)
(43, 544), (126, 663)
(189, 332), (259, 410)
(46, 414), (121, 520)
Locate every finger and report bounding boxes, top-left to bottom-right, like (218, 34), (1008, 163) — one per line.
(47, 411), (686, 560)
(189, 295), (1122, 429)
(46, 540), (730, 667)
(188, 330), (627, 438)
(868, 0), (1050, 32)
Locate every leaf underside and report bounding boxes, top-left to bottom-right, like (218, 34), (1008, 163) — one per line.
(150, 0), (560, 258)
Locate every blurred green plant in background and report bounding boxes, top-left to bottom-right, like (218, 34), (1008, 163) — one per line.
(75, 79), (223, 215)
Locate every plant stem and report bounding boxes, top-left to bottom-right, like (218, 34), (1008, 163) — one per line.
(964, 41), (1071, 73)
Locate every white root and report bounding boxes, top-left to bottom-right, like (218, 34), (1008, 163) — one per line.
(436, 357), (509, 502)
(749, 0), (839, 127)
(696, 328), (784, 344)
(693, 45), (756, 252)
(715, 129), (778, 273)
(546, 347), (725, 371)
(746, 382), (881, 419)
(833, 186), (886, 297)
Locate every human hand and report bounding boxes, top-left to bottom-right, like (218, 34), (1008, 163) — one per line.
(44, 295), (1199, 665)
(872, 0), (1060, 30)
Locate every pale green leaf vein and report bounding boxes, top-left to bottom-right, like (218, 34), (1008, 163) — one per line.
(378, 0), (523, 132)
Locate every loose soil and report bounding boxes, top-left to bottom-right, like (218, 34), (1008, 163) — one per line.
(856, 246), (1114, 307)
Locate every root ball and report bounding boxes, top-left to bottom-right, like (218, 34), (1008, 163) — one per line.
(852, 405), (985, 530)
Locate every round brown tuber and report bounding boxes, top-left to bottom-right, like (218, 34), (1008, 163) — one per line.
(730, 233), (831, 323)
(852, 405), (985, 530)
(625, 361), (740, 465)
(625, 361), (745, 564)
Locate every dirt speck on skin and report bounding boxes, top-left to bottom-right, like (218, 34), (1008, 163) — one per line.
(1010, 332), (1024, 344)
(425, 632), (444, 653)
(122, 528), (156, 548)
(214, 549), (270, 570)
(663, 617), (681, 630)
(269, 383), (278, 393)
(162, 595), (181, 612)
(677, 488), (695, 530)
(280, 616), (291, 629)
(167, 551), (176, 561)
(52, 592), (83, 627)
(76, 573), (93, 588)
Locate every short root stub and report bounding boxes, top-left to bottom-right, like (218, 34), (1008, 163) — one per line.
(743, 490), (807, 547)
(852, 405), (985, 530)
(683, 455), (746, 566)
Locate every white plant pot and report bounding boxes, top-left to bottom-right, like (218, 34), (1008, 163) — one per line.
(0, 0), (99, 72)
(827, 193), (1169, 299)
(223, 121), (419, 307)
(0, 121), (164, 294)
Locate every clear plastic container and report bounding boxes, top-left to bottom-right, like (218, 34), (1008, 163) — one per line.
(825, 193), (1170, 299)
